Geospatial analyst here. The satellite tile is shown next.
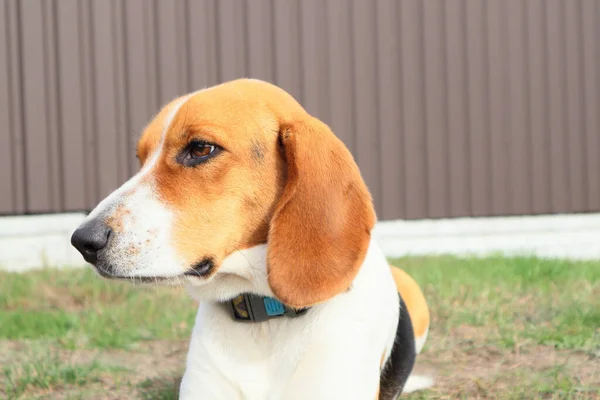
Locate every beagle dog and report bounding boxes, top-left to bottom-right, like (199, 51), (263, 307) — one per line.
(71, 79), (432, 399)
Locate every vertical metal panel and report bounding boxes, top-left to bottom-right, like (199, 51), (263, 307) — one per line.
(300, 0), (330, 124)
(527, 0), (552, 214)
(400, 0), (428, 219)
(351, 0), (381, 212)
(546, 0), (570, 213)
(123, 0), (153, 175)
(141, 0), (160, 113)
(19, 0), (54, 212)
(272, 1), (303, 102)
(1, 0), (600, 220)
(564, 0), (587, 212)
(112, 0), (131, 183)
(465, 0), (492, 217)
(216, 0), (247, 83)
(78, 0), (99, 209)
(582, 0), (600, 210)
(444, 0), (471, 217)
(376, 0), (404, 219)
(89, 0), (125, 199)
(422, 0), (449, 218)
(155, 0), (188, 103)
(506, 0), (532, 215)
(245, 0), (275, 83)
(187, 0), (219, 89)
(0, 0), (15, 213)
(55, 0), (87, 210)
(326, 0), (355, 154)
(7, 0), (26, 215)
(487, 0), (511, 216)
(42, 0), (63, 211)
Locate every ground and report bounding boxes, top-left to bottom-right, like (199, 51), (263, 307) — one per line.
(1, 256), (598, 399)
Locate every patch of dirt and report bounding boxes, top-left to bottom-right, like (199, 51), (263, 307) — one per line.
(99, 339), (189, 380)
(3, 284), (88, 312)
(0, 339), (188, 400)
(2, 325), (599, 399)
(411, 325), (600, 399)
(39, 284), (88, 312)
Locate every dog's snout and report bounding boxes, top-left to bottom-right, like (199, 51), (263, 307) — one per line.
(71, 219), (112, 264)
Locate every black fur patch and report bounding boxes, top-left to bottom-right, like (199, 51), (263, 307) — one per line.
(379, 294), (417, 400)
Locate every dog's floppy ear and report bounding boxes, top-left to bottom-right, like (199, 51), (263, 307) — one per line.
(267, 116), (376, 308)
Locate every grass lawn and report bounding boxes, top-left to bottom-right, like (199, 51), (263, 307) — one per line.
(1, 256), (599, 399)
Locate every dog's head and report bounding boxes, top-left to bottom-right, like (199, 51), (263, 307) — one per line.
(71, 79), (375, 308)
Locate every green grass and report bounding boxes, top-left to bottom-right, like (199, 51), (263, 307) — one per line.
(0, 268), (197, 349)
(393, 255), (600, 353)
(1, 256), (599, 399)
(392, 256), (600, 399)
(137, 376), (181, 400)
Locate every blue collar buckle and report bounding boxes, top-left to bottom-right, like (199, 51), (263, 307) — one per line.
(228, 293), (309, 323)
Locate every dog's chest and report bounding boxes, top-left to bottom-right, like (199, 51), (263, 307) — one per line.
(180, 241), (400, 399)
(182, 304), (315, 399)
(182, 292), (397, 400)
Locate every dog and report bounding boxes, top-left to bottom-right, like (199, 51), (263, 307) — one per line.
(70, 79), (432, 399)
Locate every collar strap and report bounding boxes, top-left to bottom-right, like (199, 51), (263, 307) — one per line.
(227, 293), (309, 323)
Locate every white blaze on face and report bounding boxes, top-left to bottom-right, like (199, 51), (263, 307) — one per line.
(82, 94), (194, 277)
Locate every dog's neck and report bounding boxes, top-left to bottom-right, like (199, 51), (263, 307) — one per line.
(185, 244), (276, 304)
(226, 292), (309, 323)
(179, 239), (400, 399)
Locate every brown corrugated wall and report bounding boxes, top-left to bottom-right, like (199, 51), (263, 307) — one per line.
(1, 0), (599, 220)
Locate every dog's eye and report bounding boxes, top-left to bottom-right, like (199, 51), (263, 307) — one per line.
(191, 143), (215, 158)
(178, 140), (221, 167)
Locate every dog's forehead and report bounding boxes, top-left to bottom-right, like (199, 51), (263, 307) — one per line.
(175, 93), (268, 133)
(137, 79), (305, 157)
(171, 81), (295, 130)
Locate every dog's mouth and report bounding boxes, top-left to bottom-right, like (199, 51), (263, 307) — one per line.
(91, 258), (215, 283)
(92, 263), (177, 283)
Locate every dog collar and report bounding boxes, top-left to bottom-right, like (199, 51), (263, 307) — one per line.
(227, 293), (309, 322)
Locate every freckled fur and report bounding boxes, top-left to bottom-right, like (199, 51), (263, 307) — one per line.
(106, 204), (129, 233)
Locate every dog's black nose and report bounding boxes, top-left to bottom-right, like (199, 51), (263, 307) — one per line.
(70, 219), (112, 264)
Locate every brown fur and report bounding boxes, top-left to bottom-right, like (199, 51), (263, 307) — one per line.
(389, 266), (430, 338)
(268, 118), (376, 307)
(124, 79), (374, 308)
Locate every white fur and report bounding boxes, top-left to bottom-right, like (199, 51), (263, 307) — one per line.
(180, 239), (401, 400)
(415, 325), (429, 355)
(80, 94), (194, 278)
(403, 375), (434, 393)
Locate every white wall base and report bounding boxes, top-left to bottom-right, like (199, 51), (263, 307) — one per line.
(0, 213), (88, 272)
(373, 213), (600, 260)
(1, 212), (600, 272)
